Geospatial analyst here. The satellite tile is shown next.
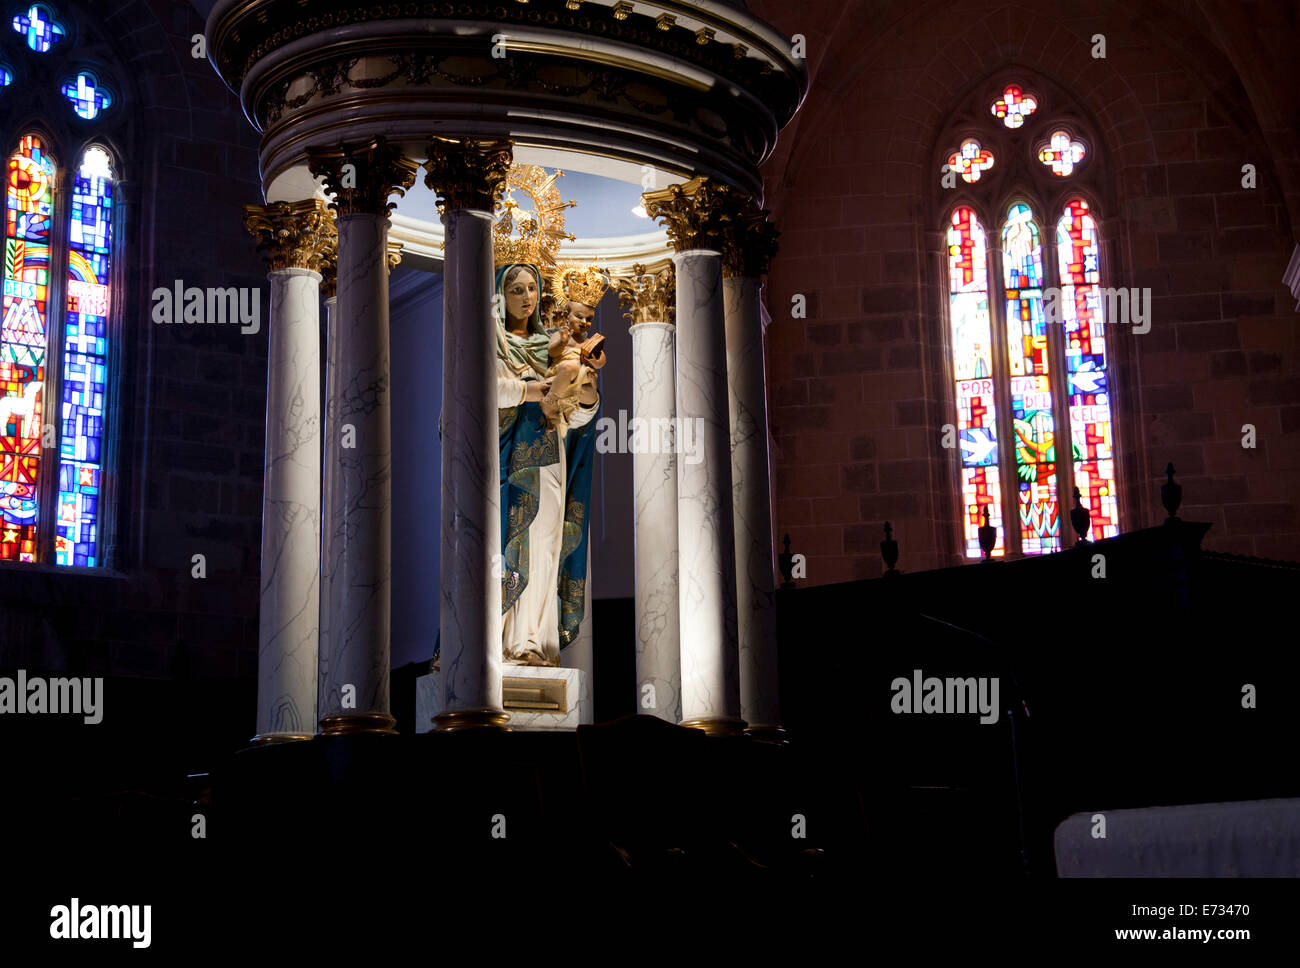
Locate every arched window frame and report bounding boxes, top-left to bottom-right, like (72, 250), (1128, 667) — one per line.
(931, 72), (1126, 560)
(0, 2), (126, 571)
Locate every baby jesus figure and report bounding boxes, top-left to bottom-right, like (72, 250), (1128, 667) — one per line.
(540, 298), (606, 436)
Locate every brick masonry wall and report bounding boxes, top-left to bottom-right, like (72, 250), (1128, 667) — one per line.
(0, 0), (267, 683)
(753, 0), (1300, 584)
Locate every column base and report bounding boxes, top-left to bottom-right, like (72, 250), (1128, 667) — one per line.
(432, 708), (513, 731)
(417, 669), (590, 732)
(247, 732), (315, 746)
(680, 717), (748, 737)
(317, 713), (399, 736)
(743, 725), (790, 745)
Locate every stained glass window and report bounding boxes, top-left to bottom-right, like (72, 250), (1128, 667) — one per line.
(1, 134), (52, 561)
(991, 85), (1037, 128)
(62, 72), (112, 120)
(59, 147), (111, 566)
(946, 198), (1120, 556)
(942, 82), (1120, 557)
(0, 3), (120, 568)
(1039, 131), (1086, 176)
(1002, 204), (1058, 554)
(948, 206), (1003, 558)
(12, 4), (63, 52)
(946, 139), (995, 184)
(1057, 199), (1118, 540)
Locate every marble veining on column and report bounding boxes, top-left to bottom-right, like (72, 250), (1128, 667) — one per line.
(673, 250), (742, 727)
(438, 209), (504, 718)
(257, 267), (322, 737)
(631, 321), (682, 723)
(319, 214), (393, 720)
(725, 275), (781, 730)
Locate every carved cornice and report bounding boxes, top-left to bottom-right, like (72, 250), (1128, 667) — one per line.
(207, 0), (807, 201)
(243, 197), (336, 273)
(207, 0), (806, 119)
(262, 46), (712, 121)
(720, 197), (779, 279)
(614, 260), (675, 326)
(642, 176), (736, 254)
(424, 138), (513, 214)
(306, 137), (419, 218)
(387, 239), (403, 274)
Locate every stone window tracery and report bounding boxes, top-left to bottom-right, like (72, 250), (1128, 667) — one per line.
(939, 80), (1119, 557)
(0, 3), (119, 566)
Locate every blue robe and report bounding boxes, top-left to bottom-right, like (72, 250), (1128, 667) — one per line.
(499, 398), (599, 649)
(495, 263), (599, 650)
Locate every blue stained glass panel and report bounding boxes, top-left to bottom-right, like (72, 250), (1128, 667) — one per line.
(62, 73), (112, 120)
(58, 148), (113, 566)
(12, 4), (64, 52)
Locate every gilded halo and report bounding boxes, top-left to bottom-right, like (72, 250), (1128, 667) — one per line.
(492, 163), (577, 270)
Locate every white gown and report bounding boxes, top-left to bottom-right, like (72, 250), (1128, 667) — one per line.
(498, 357), (597, 665)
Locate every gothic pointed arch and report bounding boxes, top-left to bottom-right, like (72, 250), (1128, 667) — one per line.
(0, 1), (135, 567)
(931, 68), (1127, 557)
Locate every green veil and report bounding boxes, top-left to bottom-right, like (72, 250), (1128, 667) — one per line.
(495, 263), (550, 379)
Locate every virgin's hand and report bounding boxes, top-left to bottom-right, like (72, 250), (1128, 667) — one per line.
(523, 379), (553, 403)
(540, 390), (560, 424)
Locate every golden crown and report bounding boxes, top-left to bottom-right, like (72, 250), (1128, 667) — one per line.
(493, 163), (576, 269)
(552, 263), (610, 308)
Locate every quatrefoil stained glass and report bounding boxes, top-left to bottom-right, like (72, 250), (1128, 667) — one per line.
(62, 73), (112, 119)
(12, 4), (64, 52)
(1039, 131), (1086, 176)
(991, 85), (1037, 128)
(946, 139), (996, 184)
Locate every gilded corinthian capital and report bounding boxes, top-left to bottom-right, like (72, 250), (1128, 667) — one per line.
(423, 138), (513, 213)
(642, 176), (735, 253)
(306, 137), (419, 217)
(614, 261), (676, 326)
(320, 241), (339, 299)
(243, 197), (337, 273)
(720, 197), (780, 279)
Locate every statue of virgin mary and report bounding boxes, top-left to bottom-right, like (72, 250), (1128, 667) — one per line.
(495, 261), (600, 666)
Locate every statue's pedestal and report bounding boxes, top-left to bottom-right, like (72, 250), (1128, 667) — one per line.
(415, 666), (592, 732)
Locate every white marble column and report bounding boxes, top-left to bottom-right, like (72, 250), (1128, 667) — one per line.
(254, 267), (322, 741)
(437, 206), (504, 726)
(243, 199), (333, 745)
(725, 275), (783, 741)
(308, 140), (416, 735)
(629, 319), (682, 723)
(319, 290), (336, 716)
(673, 249), (744, 735)
(318, 209), (394, 732)
(425, 139), (513, 730)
